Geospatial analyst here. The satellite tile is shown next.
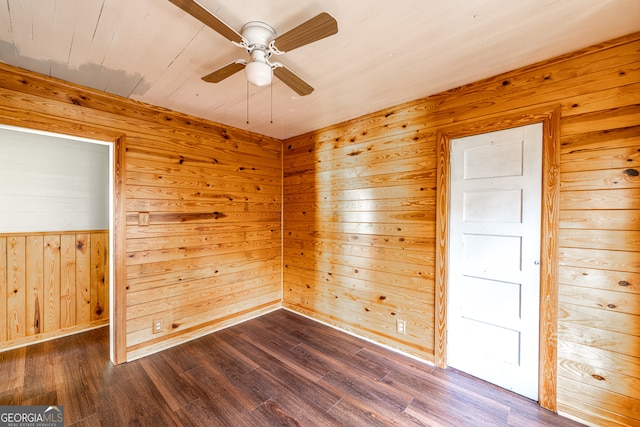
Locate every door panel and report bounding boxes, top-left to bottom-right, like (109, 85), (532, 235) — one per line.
(458, 318), (521, 365)
(464, 189), (523, 223)
(448, 123), (542, 400)
(463, 139), (523, 179)
(462, 234), (522, 278)
(458, 276), (522, 325)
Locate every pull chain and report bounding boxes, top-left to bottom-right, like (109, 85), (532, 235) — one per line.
(245, 79), (275, 125)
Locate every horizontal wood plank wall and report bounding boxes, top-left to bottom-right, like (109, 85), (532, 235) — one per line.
(283, 32), (640, 426)
(123, 125), (282, 359)
(0, 63), (282, 361)
(0, 231), (108, 350)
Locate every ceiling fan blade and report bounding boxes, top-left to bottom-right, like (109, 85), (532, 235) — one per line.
(202, 62), (246, 83)
(274, 66), (314, 96)
(169, 0), (243, 44)
(273, 12), (338, 52)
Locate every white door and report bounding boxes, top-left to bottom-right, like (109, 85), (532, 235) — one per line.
(447, 123), (542, 400)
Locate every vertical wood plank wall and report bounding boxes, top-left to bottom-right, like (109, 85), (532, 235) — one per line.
(0, 63), (283, 361)
(283, 33), (640, 426)
(0, 231), (108, 350)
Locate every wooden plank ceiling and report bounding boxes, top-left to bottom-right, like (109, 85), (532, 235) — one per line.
(0, 0), (639, 139)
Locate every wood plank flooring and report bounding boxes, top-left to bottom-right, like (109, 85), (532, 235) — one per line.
(0, 309), (584, 426)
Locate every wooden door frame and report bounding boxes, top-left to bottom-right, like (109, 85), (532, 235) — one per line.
(111, 135), (127, 364)
(434, 106), (561, 411)
(0, 118), (127, 365)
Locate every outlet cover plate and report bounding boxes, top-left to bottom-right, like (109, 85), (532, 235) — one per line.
(397, 319), (406, 335)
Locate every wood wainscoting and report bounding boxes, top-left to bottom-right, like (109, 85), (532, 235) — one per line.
(0, 230), (109, 350)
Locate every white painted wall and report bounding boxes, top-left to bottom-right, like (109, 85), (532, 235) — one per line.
(0, 126), (109, 233)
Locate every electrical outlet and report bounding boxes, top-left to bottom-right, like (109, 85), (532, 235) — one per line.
(153, 320), (162, 333)
(397, 319), (406, 335)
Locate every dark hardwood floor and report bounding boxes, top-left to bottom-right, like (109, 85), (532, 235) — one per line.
(0, 309), (584, 426)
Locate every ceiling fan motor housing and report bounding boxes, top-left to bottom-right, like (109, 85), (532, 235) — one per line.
(241, 21), (276, 55)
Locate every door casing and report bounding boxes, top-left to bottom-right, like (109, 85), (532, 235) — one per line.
(434, 106), (561, 411)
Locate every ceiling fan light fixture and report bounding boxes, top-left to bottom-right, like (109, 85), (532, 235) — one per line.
(245, 50), (272, 86)
(170, 2), (338, 95)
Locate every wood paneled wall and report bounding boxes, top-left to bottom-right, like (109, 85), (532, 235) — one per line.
(0, 62), (282, 362)
(0, 231), (108, 350)
(283, 32), (640, 426)
(123, 121), (282, 359)
(557, 113), (640, 424)
(0, 30), (637, 426)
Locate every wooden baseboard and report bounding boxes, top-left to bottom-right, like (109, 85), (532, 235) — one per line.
(125, 302), (281, 362)
(0, 319), (108, 352)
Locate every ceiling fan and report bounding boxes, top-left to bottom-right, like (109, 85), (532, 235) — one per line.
(168, 0), (338, 96)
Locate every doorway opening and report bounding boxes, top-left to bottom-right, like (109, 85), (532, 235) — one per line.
(0, 124), (121, 363)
